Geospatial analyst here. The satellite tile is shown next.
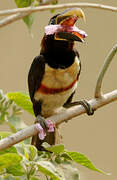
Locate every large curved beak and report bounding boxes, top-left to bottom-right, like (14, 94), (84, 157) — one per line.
(56, 8), (85, 25)
(55, 8), (87, 42)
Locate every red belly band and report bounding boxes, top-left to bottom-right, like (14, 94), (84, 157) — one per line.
(38, 75), (78, 94)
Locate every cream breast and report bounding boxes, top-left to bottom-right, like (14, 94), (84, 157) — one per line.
(41, 56), (81, 89)
(34, 56), (81, 117)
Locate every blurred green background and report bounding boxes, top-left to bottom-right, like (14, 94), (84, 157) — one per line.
(0, 0), (117, 179)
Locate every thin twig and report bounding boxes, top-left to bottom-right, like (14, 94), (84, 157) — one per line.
(0, 3), (117, 17)
(95, 44), (117, 98)
(39, 0), (58, 6)
(0, 3), (117, 28)
(0, 12), (31, 28)
(0, 124), (39, 151)
(0, 90), (117, 151)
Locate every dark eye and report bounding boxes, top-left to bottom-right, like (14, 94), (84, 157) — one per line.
(48, 14), (59, 25)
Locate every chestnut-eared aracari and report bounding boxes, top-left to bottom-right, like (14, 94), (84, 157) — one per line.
(28, 8), (94, 151)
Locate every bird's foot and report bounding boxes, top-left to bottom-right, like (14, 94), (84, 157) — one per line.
(78, 100), (94, 115)
(64, 100), (94, 116)
(35, 115), (55, 140)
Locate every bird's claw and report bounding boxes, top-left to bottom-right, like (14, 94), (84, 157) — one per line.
(64, 99), (94, 115)
(35, 115), (55, 140)
(80, 100), (94, 115)
(36, 115), (48, 131)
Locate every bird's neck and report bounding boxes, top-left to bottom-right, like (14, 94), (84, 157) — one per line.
(40, 35), (76, 69)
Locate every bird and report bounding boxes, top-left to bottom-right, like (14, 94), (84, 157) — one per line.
(28, 8), (94, 151)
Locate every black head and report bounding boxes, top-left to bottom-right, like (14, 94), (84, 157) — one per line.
(48, 14), (60, 25)
(45, 8), (87, 42)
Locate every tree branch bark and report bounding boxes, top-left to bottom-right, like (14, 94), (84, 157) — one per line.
(0, 90), (117, 151)
(0, 3), (117, 28)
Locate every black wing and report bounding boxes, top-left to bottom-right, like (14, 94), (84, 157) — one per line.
(28, 55), (45, 102)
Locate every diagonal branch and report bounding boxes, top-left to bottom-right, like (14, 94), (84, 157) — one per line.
(0, 90), (117, 151)
(0, 12), (31, 28)
(95, 44), (117, 98)
(0, 3), (117, 28)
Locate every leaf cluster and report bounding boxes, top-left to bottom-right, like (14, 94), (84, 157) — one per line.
(0, 90), (27, 133)
(0, 135), (106, 180)
(0, 91), (108, 179)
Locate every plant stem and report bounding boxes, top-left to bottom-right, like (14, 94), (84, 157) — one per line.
(0, 3), (117, 17)
(95, 44), (117, 98)
(0, 3), (117, 28)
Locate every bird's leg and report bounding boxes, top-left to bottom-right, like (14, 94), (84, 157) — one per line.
(35, 115), (48, 131)
(33, 101), (54, 140)
(33, 101), (48, 131)
(33, 115), (48, 141)
(34, 115), (55, 141)
(63, 99), (94, 115)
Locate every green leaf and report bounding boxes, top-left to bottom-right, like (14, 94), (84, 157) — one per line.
(0, 153), (24, 175)
(37, 161), (65, 180)
(0, 131), (12, 140)
(30, 176), (39, 180)
(15, 144), (37, 161)
(15, 144), (28, 160)
(0, 146), (17, 155)
(0, 153), (22, 169)
(14, 0), (34, 31)
(61, 162), (79, 180)
(7, 121), (17, 133)
(23, 15), (34, 31)
(7, 163), (24, 176)
(65, 151), (106, 174)
(60, 153), (72, 161)
(23, 137), (31, 145)
(42, 143), (65, 155)
(37, 150), (51, 160)
(8, 115), (27, 131)
(51, 0), (58, 13)
(52, 0), (58, 4)
(7, 92), (34, 115)
(14, 0), (32, 7)
(24, 144), (38, 161)
(0, 174), (20, 180)
(0, 132), (18, 156)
